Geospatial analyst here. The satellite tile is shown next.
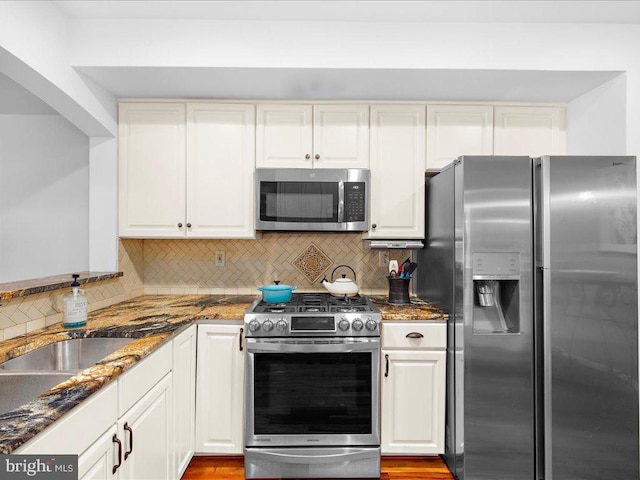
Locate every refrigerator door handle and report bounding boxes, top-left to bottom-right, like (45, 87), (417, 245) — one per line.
(541, 266), (553, 480)
(539, 156), (552, 269)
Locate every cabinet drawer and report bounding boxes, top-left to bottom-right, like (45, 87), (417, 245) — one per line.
(119, 341), (172, 416)
(382, 322), (446, 350)
(17, 382), (118, 455)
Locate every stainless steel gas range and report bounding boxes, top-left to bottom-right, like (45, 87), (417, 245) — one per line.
(244, 293), (381, 479)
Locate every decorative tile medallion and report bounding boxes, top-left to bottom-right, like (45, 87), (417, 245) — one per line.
(292, 243), (333, 283)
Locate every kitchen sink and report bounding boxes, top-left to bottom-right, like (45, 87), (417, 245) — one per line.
(0, 372), (74, 415)
(0, 337), (134, 373)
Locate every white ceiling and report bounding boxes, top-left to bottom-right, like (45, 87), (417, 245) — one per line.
(53, 1), (640, 24)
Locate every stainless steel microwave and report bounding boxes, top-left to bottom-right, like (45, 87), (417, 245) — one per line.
(255, 168), (370, 231)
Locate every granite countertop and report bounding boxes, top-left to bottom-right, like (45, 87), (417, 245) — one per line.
(0, 294), (254, 453)
(370, 296), (447, 321)
(0, 271), (123, 304)
(0, 293), (446, 453)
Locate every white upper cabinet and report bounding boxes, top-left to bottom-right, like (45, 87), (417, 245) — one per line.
(494, 105), (565, 156)
(119, 103), (186, 238)
(256, 104), (369, 168)
(256, 104), (313, 168)
(119, 102), (256, 239)
(367, 105), (426, 239)
(426, 105), (494, 170)
(312, 105), (369, 168)
(187, 103), (256, 238)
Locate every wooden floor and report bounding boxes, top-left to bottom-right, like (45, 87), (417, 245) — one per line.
(181, 456), (455, 480)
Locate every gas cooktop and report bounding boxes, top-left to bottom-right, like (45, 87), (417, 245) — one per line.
(251, 292), (376, 314)
(245, 293), (381, 337)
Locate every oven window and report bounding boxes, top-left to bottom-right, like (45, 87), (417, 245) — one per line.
(259, 181), (339, 223)
(253, 352), (372, 435)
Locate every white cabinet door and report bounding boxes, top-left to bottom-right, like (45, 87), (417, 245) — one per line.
(256, 104), (313, 168)
(118, 373), (173, 480)
(313, 105), (369, 168)
(119, 103), (186, 238)
(78, 426), (119, 480)
(494, 106), (565, 156)
(381, 350), (446, 455)
(195, 324), (245, 454)
(426, 105), (493, 170)
(368, 105), (426, 239)
(187, 103), (256, 238)
(172, 325), (197, 479)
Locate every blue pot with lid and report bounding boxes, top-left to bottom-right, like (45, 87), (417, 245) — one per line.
(257, 281), (297, 303)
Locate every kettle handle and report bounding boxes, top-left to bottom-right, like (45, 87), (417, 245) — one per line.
(330, 265), (356, 281)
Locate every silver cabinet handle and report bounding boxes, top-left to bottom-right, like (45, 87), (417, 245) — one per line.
(406, 332), (424, 339)
(305, 154), (311, 160)
(315, 154), (320, 160)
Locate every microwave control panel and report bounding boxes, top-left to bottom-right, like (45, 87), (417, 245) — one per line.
(344, 182), (366, 222)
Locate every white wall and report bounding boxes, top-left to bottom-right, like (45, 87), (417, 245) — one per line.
(89, 137), (118, 272)
(567, 73), (627, 155)
(0, 2), (116, 137)
(0, 114), (89, 282)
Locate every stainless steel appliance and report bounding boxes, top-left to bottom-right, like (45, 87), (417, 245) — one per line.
(255, 168), (369, 231)
(417, 155), (638, 480)
(244, 293), (381, 479)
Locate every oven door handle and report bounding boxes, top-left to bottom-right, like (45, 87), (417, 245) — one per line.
(248, 447), (378, 464)
(246, 340), (378, 354)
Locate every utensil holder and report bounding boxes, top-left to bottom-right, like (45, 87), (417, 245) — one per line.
(388, 277), (410, 304)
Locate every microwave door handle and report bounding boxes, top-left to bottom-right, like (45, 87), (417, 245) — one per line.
(338, 181), (345, 223)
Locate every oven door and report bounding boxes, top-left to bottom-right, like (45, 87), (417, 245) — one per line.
(245, 337), (380, 447)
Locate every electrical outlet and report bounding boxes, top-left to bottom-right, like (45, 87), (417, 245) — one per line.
(215, 251), (225, 267)
(378, 251), (389, 267)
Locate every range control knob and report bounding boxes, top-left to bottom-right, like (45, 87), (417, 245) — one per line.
(276, 319), (288, 331)
(249, 320), (261, 332)
(352, 319), (364, 331)
(365, 318), (378, 331)
(338, 318), (350, 331)
(263, 319), (274, 331)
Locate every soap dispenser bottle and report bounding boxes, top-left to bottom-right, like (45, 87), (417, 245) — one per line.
(63, 274), (87, 328)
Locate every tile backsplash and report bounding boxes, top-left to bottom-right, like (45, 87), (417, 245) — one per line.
(143, 233), (404, 295)
(0, 233), (409, 341)
(0, 239), (144, 341)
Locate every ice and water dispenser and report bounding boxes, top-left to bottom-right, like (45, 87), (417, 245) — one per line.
(472, 252), (521, 334)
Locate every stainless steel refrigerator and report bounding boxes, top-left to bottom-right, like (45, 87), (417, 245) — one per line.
(417, 155), (638, 480)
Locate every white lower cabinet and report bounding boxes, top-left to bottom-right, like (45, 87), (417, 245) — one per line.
(381, 321), (446, 455)
(118, 373), (173, 480)
(78, 426), (119, 480)
(15, 342), (176, 480)
(195, 324), (245, 454)
(172, 326), (197, 478)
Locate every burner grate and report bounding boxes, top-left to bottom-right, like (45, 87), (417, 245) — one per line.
(250, 292), (376, 314)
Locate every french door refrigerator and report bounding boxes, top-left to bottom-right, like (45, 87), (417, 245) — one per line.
(416, 155), (638, 480)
